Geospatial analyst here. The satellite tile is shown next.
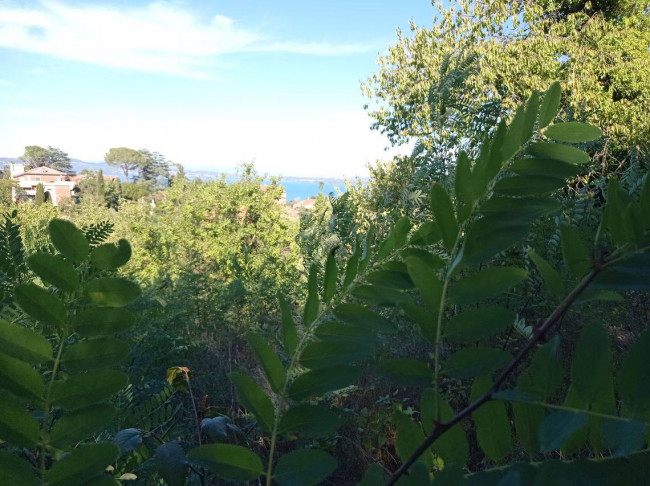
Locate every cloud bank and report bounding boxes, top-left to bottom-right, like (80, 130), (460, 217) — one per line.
(0, 1), (374, 77)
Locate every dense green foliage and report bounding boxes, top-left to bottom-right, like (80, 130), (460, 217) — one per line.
(0, 2), (648, 483)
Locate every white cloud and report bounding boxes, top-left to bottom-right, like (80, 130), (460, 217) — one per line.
(0, 1), (375, 77)
(0, 105), (407, 177)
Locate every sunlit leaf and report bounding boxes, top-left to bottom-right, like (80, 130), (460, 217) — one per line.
(90, 239), (132, 270)
(537, 81), (561, 128)
(27, 253), (80, 291)
(85, 278), (141, 307)
(544, 122), (602, 143)
(48, 219), (90, 263)
(430, 183), (457, 251)
(14, 283), (67, 328)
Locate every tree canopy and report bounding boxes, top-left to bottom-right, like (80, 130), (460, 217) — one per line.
(20, 145), (72, 172)
(104, 147), (145, 182)
(363, 0), (650, 163)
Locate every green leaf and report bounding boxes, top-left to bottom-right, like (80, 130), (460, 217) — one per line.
(53, 370), (128, 410)
(0, 352), (45, 401)
(493, 175), (567, 195)
(400, 302), (435, 343)
(85, 278), (141, 307)
(366, 270), (414, 290)
(527, 142), (590, 164)
(0, 319), (52, 363)
(462, 219), (530, 267)
(288, 365), (361, 401)
(351, 284), (411, 306)
(601, 419), (647, 456)
(27, 253), (79, 291)
(394, 411), (427, 464)
(278, 404), (341, 438)
(314, 321), (381, 343)
(0, 449), (38, 486)
(0, 401), (40, 447)
(154, 440), (188, 486)
(14, 283), (67, 328)
(421, 389), (469, 466)
(592, 255), (650, 291)
(48, 219), (90, 263)
(279, 295), (298, 356)
(604, 179), (636, 246)
(618, 330), (650, 421)
(544, 122), (602, 143)
(229, 372), (274, 431)
(333, 303), (395, 334)
(538, 81), (561, 129)
(274, 449), (337, 486)
(401, 248), (446, 270)
(539, 411), (588, 452)
(409, 222), (441, 246)
(49, 404), (116, 450)
(246, 333), (286, 393)
(358, 464), (386, 486)
(510, 157), (581, 179)
(73, 307), (136, 337)
(323, 248), (338, 303)
(528, 250), (564, 299)
(378, 359), (431, 386)
(502, 104), (525, 161)
(47, 443), (120, 486)
(521, 90), (540, 144)
(90, 239), (132, 270)
(513, 402), (544, 456)
(571, 322), (614, 409)
(343, 234), (362, 288)
(390, 216), (411, 249)
(430, 183), (458, 252)
(304, 264), (320, 325)
(187, 444), (263, 482)
(471, 375), (512, 461)
(445, 306), (516, 343)
(62, 339), (130, 372)
(560, 226), (590, 277)
(448, 267), (527, 305)
(405, 256), (442, 309)
(396, 462), (432, 486)
(444, 348), (512, 379)
(518, 336), (563, 400)
(301, 340), (373, 370)
(481, 196), (561, 221)
(455, 150), (473, 221)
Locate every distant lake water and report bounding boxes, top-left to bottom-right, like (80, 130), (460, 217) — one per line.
(277, 181), (347, 201)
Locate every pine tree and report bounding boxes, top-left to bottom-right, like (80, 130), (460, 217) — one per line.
(34, 183), (45, 206)
(96, 170), (106, 204)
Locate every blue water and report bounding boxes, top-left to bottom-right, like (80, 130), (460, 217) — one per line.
(279, 181), (346, 201)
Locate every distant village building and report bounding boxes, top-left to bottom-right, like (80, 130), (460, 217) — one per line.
(8, 163), (120, 206)
(9, 164), (77, 206)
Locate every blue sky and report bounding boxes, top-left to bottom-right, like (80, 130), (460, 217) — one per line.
(0, 1), (436, 177)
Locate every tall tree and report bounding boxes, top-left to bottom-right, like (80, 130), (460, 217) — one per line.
(96, 169), (106, 203)
(34, 183), (45, 206)
(104, 147), (145, 182)
(20, 145), (72, 172)
(139, 149), (170, 187)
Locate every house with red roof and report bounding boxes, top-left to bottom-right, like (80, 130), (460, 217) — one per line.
(9, 164), (77, 206)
